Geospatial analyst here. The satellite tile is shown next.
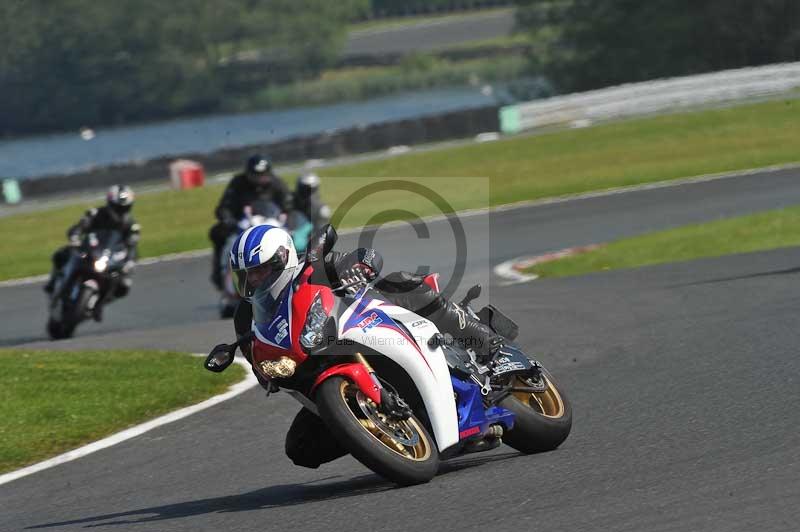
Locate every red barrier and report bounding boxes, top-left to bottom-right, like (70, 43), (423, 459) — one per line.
(169, 160), (205, 189)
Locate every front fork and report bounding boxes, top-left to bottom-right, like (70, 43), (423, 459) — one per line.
(311, 355), (382, 405)
(354, 352), (383, 397)
(352, 353), (413, 420)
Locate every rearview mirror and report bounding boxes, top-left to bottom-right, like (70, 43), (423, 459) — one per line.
(306, 223), (338, 262)
(205, 343), (235, 372)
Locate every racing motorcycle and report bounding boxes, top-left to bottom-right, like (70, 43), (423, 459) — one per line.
(206, 225), (572, 485)
(218, 201), (313, 318)
(46, 230), (130, 339)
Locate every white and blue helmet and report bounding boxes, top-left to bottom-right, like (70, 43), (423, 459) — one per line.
(230, 224), (298, 304)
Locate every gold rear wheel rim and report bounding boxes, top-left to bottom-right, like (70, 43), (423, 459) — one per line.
(512, 374), (565, 419)
(339, 380), (432, 461)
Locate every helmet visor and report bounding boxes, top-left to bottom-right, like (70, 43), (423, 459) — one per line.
(233, 247), (288, 299)
(251, 265), (295, 323)
(247, 165), (272, 186)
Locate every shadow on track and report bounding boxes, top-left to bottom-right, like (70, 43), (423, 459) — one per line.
(28, 452), (521, 529)
(672, 265), (800, 288)
(0, 335), (49, 347)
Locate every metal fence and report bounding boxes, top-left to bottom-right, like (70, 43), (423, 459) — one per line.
(500, 62), (800, 133)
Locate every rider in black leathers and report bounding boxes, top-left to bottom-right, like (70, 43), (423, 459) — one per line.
(44, 185), (140, 309)
(209, 154), (292, 289)
(232, 246), (502, 469)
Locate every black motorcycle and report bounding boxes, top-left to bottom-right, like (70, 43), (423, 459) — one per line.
(47, 230), (130, 339)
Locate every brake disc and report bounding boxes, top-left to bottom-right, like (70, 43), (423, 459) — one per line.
(356, 391), (419, 446)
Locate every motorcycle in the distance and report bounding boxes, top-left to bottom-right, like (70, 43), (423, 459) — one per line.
(206, 224), (572, 485)
(46, 230), (130, 339)
(217, 201), (313, 318)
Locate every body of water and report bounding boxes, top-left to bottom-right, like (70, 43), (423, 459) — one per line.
(0, 87), (498, 181)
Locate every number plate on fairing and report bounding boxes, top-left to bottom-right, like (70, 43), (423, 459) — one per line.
(491, 345), (537, 376)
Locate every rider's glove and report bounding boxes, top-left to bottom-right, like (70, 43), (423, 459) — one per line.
(68, 234), (81, 247)
(340, 263), (378, 295)
(122, 260), (136, 274)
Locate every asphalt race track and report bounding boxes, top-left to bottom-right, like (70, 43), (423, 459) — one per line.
(344, 10), (514, 57)
(2, 168), (800, 531)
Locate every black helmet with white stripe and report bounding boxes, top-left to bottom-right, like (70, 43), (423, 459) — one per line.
(245, 154), (273, 186)
(107, 185), (134, 221)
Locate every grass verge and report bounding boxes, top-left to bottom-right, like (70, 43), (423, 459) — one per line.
(1, 97), (799, 281)
(0, 349), (245, 474)
(526, 205), (800, 278)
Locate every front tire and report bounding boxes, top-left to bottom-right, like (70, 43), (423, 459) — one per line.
(316, 376), (440, 485)
(499, 369), (572, 453)
(47, 318), (72, 340)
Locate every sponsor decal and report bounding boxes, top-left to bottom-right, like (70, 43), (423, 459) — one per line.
(410, 319), (428, 328)
(274, 318), (289, 344)
(493, 361), (527, 375)
(459, 426), (481, 439)
(357, 311), (383, 332)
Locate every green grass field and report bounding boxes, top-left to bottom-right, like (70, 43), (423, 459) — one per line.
(527, 205), (800, 278)
(1, 97), (799, 281)
(0, 349), (245, 474)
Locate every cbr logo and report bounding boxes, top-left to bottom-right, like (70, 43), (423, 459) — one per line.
(410, 319), (428, 328)
(357, 312), (382, 332)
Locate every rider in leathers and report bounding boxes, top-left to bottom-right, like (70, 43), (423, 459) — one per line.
(44, 185), (140, 316)
(233, 245), (502, 469)
(209, 155), (292, 289)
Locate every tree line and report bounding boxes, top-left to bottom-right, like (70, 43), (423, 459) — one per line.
(0, 0), (366, 136)
(515, 0), (800, 93)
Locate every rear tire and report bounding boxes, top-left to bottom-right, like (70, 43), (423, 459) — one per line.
(316, 376), (440, 486)
(499, 369), (572, 453)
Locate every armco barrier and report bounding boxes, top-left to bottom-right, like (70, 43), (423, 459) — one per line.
(500, 62), (800, 134)
(16, 105), (499, 200)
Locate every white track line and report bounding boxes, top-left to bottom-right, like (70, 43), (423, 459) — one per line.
(2, 162), (799, 289)
(0, 355), (257, 487)
(494, 245), (603, 285)
(494, 258), (539, 285)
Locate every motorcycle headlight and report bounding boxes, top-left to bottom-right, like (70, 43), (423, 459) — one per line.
(259, 356), (297, 378)
(300, 294), (328, 350)
(94, 256), (109, 272)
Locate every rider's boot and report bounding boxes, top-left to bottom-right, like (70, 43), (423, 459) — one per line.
(426, 296), (503, 361)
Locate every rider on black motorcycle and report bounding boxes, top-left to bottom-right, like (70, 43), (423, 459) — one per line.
(44, 185), (140, 310)
(209, 154), (293, 289)
(226, 224), (503, 469)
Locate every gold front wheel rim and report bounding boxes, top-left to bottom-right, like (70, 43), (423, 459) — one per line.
(339, 380), (432, 461)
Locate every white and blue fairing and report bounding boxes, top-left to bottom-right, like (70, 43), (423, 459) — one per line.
(338, 290), (461, 451)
